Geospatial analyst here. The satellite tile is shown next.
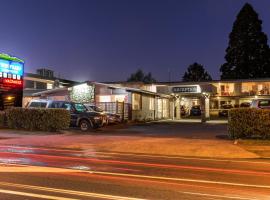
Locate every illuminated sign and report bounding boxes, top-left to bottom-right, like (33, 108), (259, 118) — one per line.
(172, 85), (200, 93)
(0, 59), (23, 76)
(3, 78), (22, 86)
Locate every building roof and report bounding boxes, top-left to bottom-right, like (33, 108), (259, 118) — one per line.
(25, 72), (79, 85)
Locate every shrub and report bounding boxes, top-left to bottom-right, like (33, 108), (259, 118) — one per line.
(228, 108), (270, 139)
(0, 111), (6, 128)
(6, 108), (70, 131)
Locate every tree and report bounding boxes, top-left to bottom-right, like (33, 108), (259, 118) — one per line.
(182, 62), (212, 82)
(127, 69), (156, 83)
(220, 3), (270, 79)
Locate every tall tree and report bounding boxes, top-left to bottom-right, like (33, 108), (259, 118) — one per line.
(220, 3), (270, 79)
(182, 62), (212, 82)
(127, 69), (156, 83)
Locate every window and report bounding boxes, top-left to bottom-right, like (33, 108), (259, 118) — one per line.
(61, 103), (72, 110)
(132, 93), (141, 110)
(36, 82), (47, 89)
(258, 100), (270, 107)
(28, 102), (47, 108)
(74, 103), (87, 112)
(47, 83), (53, 89)
(149, 97), (154, 110)
(24, 80), (34, 88)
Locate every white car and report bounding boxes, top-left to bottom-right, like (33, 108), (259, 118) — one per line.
(250, 99), (270, 109)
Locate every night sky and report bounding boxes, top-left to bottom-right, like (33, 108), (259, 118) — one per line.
(1, 0), (270, 82)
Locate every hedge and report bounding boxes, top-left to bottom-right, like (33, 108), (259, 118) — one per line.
(228, 108), (270, 139)
(5, 108), (70, 131)
(0, 111), (5, 128)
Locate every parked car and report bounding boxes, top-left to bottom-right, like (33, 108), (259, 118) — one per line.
(84, 104), (121, 124)
(240, 102), (251, 108)
(190, 105), (201, 116)
(251, 99), (270, 109)
(27, 100), (104, 131)
(218, 104), (233, 117)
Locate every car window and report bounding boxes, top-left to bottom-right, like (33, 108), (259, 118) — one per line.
(74, 103), (87, 112)
(62, 103), (72, 110)
(258, 100), (270, 107)
(51, 102), (61, 108)
(29, 102), (47, 108)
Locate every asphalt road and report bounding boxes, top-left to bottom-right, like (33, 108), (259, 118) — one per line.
(0, 145), (269, 200)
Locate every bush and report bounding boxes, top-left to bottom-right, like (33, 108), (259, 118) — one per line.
(6, 108), (70, 131)
(0, 111), (6, 128)
(228, 108), (270, 139)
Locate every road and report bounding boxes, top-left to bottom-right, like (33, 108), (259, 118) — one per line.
(0, 145), (269, 200)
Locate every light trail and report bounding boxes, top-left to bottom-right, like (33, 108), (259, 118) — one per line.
(0, 151), (270, 177)
(0, 181), (146, 200)
(0, 188), (79, 200)
(1, 144), (270, 165)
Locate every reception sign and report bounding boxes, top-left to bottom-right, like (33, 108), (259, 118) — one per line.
(172, 85), (201, 93)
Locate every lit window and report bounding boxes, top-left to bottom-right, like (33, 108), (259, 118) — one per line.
(8, 74), (12, 78)
(149, 97), (155, 110)
(17, 75), (21, 80)
(3, 73), (7, 78)
(114, 95), (126, 102)
(0, 72), (2, 77)
(13, 74), (16, 79)
(99, 96), (111, 102)
(132, 93), (142, 110)
(47, 83), (53, 89)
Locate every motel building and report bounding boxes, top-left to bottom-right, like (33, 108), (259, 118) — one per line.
(25, 71), (270, 122)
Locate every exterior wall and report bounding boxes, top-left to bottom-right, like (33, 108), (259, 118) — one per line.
(132, 94), (155, 121)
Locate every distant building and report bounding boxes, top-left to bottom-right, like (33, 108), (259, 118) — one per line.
(23, 68), (78, 107)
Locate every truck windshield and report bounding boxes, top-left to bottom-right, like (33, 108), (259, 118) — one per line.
(74, 103), (87, 112)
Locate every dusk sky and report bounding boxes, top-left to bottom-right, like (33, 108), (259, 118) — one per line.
(1, 0), (270, 82)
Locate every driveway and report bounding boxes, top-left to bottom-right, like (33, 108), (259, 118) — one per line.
(0, 122), (258, 159)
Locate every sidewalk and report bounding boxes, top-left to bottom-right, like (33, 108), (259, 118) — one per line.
(0, 124), (259, 159)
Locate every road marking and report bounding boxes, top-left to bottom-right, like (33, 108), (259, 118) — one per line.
(0, 188), (78, 200)
(0, 181), (146, 200)
(91, 171), (270, 189)
(177, 191), (258, 200)
(95, 151), (270, 165)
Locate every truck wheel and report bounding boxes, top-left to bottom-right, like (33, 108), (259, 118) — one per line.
(79, 120), (91, 132)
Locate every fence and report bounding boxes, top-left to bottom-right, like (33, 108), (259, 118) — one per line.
(95, 102), (132, 121)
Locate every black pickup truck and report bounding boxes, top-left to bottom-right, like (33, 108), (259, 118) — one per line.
(27, 100), (105, 131)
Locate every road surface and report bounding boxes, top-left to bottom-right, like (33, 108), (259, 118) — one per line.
(0, 145), (269, 199)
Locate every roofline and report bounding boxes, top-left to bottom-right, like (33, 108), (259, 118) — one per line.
(32, 87), (68, 96)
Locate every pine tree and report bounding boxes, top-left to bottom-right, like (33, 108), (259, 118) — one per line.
(220, 3), (270, 79)
(127, 69), (156, 83)
(182, 62), (212, 82)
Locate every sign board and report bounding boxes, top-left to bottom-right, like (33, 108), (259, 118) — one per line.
(0, 59), (23, 76)
(172, 85), (200, 93)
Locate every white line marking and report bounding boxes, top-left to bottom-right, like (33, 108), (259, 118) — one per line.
(0, 181), (146, 200)
(95, 151), (270, 165)
(92, 171), (270, 189)
(0, 188), (78, 200)
(178, 191), (258, 200)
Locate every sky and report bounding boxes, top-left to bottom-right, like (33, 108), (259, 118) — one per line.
(0, 0), (270, 82)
